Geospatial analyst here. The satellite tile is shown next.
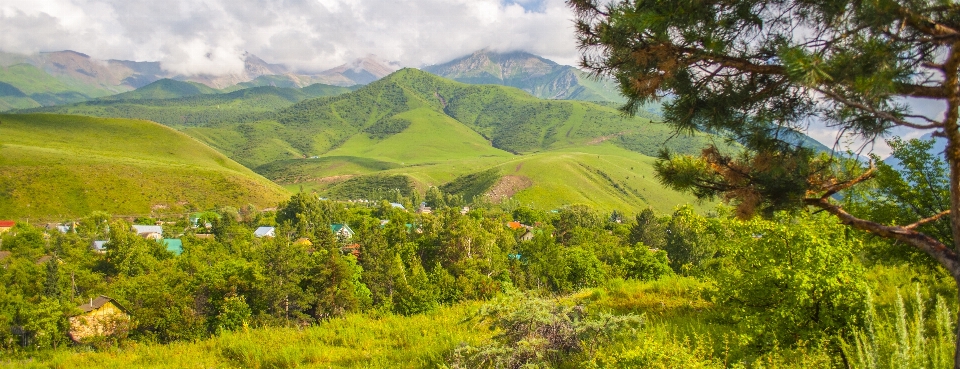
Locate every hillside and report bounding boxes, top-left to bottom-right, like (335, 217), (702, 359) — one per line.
(189, 68), (720, 168)
(0, 113), (289, 220)
(422, 50), (625, 103)
(20, 83), (352, 128)
(99, 79), (220, 101)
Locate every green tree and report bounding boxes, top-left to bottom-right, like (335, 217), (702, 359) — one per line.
(570, 0), (960, 360)
(628, 208), (666, 250)
(710, 213), (869, 348)
(664, 206), (716, 273)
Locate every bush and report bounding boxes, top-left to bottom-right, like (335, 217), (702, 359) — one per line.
(709, 212), (868, 348)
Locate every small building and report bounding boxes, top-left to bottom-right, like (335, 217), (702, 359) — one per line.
(132, 225), (163, 240)
(520, 230), (535, 242)
(254, 226), (276, 238)
(389, 202), (406, 210)
(507, 221), (524, 230)
(91, 240), (108, 253)
(0, 220), (14, 234)
(417, 202), (432, 214)
(69, 296), (131, 342)
(162, 239), (183, 255)
(331, 224), (355, 240)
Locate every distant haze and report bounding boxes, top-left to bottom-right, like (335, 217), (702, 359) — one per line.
(0, 0), (577, 75)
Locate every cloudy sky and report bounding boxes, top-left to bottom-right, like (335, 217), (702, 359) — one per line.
(0, 0), (577, 75)
(0, 0), (938, 157)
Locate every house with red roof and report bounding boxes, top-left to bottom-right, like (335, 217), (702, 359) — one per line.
(0, 220), (14, 235)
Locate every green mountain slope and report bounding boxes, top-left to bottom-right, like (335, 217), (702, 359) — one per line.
(19, 83), (352, 128)
(99, 78), (219, 101)
(193, 68), (719, 168)
(422, 50), (625, 103)
(0, 63), (122, 109)
(0, 113), (289, 220)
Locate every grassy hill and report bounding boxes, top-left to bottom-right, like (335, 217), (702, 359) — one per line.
(0, 113), (289, 220)
(99, 79), (219, 101)
(19, 83), (352, 128)
(0, 63), (124, 110)
(185, 68), (720, 168)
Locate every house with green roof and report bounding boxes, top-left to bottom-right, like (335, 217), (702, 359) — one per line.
(331, 224), (355, 240)
(162, 239), (183, 255)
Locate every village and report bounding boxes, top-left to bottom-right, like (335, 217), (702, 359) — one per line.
(0, 195), (553, 346)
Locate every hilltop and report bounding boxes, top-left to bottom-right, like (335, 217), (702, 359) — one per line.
(423, 50), (625, 103)
(98, 79), (220, 101)
(0, 114), (289, 220)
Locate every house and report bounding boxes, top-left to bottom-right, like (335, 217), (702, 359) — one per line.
(91, 241), (108, 253)
(417, 202), (432, 214)
(0, 220), (14, 234)
(132, 225), (163, 240)
(331, 224), (355, 240)
(520, 230), (535, 242)
(507, 221), (524, 230)
(254, 226), (276, 238)
(68, 296), (131, 342)
(55, 224), (75, 234)
(36, 255), (53, 265)
(389, 202), (406, 210)
(162, 239), (183, 256)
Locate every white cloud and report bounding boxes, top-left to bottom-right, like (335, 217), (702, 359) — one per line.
(0, 0), (579, 75)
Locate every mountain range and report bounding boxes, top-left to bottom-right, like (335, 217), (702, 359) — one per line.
(0, 49), (629, 112)
(422, 49), (625, 103)
(0, 50), (400, 110)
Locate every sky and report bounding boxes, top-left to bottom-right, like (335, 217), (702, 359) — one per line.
(0, 0), (577, 75)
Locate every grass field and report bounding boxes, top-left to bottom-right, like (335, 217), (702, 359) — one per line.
(0, 275), (867, 368)
(278, 143), (710, 214)
(0, 113), (289, 220)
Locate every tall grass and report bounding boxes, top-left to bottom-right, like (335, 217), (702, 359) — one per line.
(842, 286), (955, 369)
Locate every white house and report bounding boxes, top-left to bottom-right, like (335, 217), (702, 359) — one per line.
(254, 226), (276, 238)
(132, 225), (163, 240)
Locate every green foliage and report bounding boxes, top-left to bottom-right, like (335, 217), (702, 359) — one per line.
(664, 206), (717, 273)
(450, 292), (643, 368)
(363, 117), (412, 139)
(846, 137), (952, 266)
(622, 245), (673, 281)
(326, 175), (414, 201)
(438, 168), (501, 204)
(709, 212), (869, 347)
(842, 287), (955, 369)
(629, 208), (666, 249)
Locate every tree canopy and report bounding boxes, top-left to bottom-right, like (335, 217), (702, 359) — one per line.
(569, 0), (960, 363)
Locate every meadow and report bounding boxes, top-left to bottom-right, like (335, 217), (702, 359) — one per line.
(0, 113), (288, 220)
